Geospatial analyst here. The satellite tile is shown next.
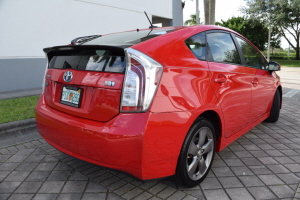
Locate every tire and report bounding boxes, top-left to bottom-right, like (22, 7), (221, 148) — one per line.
(265, 90), (280, 123)
(174, 118), (216, 187)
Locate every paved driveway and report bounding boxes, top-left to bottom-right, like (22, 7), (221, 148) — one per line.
(277, 67), (300, 90)
(0, 68), (300, 200)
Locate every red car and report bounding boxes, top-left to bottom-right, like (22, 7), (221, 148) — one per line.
(36, 25), (281, 187)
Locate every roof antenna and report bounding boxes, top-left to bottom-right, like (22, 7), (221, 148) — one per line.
(144, 11), (158, 29)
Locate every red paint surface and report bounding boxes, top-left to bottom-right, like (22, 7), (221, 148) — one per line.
(36, 25), (281, 180)
(44, 69), (124, 122)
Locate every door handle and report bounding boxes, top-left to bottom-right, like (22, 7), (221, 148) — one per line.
(214, 74), (227, 83)
(251, 78), (258, 86)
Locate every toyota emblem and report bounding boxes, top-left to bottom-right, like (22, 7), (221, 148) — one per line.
(63, 71), (73, 82)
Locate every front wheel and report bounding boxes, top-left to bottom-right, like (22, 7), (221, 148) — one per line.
(265, 90), (280, 123)
(174, 118), (216, 187)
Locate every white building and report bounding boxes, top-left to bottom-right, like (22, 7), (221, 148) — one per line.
(0, 0), (183, 92)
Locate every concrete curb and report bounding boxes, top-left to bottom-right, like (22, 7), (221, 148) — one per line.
(0, 118), (36, 134)
(0, 118), (40, 147)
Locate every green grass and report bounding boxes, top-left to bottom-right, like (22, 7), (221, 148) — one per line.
(0, 95), (39, 124)
(272, 59), (300, 67)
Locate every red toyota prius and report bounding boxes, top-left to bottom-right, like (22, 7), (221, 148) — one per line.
(36, 25), (282, 187)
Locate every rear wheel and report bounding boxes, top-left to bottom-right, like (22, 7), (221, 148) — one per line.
(174, 118), (216, 187)
(265, 90), (280, 123)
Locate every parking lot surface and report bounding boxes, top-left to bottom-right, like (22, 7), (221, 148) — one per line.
(0, 68), (300, 200)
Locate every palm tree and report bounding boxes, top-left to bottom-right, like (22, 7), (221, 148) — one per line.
(209, 0), (215, 25)
(203, 0), (215, 25)
(203, 0), (209, 24)
(184, 13), (201, 26)
(188, 0), (215, 25)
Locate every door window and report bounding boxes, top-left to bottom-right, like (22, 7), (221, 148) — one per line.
(236, 37), (268, 70)
(207, 33), (240, 64)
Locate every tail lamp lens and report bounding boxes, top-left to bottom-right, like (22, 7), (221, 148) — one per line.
(42, 53), (50, 94)
(121, 48), (163, 112)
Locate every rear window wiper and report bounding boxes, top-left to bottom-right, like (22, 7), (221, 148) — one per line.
(71, 35), (102, 45)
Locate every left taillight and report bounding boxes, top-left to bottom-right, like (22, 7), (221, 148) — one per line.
(42, 53), (49, 94)
(121, 48), (163, 112)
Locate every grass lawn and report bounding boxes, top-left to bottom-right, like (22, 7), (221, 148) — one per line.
(0, 95), (39, 124)
(272, 59), (300, 67)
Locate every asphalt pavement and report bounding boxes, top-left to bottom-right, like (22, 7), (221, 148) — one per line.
(0, 68), (300, 200)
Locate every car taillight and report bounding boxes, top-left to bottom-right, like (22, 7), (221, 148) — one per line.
(42, 53), (49, 94)
(121, 48), (163, 112)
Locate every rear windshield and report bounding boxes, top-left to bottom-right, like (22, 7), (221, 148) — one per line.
(49, 49), (126, 73)
(84, 29), (175, 45)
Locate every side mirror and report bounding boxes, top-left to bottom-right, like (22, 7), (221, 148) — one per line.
(268, 61), (281, 71)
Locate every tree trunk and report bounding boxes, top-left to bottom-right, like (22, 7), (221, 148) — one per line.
(203, 0), (209, 25)
(209, 0), (215, 25)
(267, 26), (271, 61)
(296, 36), (299, 60)
(196, 0), (200, 25)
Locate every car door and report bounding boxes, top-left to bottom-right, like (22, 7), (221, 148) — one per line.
(235, 36), (276, 122)
(206, 31), (253, 138)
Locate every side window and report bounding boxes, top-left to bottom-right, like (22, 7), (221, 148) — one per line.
(185, 32), (206, 60)
(236, 37), (268, 70)
(260, 55), (269, 70)
(207, 32), (240, 64)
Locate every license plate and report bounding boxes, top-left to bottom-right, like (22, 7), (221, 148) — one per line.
(61, 86), (82, 108)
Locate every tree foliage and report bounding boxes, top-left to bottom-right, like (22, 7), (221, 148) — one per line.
(242, 0), (300, 59)
(216, 16), (281, 51)
(184, 13), (202, 26)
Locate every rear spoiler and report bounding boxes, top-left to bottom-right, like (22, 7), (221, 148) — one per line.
(70, 35), (101, 45)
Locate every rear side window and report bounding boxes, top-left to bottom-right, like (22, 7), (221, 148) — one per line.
(185, 32), (206, 60)
(236, 37), (268, 70)
(207, 32), (240, 64)
(49, 49), (126, 73)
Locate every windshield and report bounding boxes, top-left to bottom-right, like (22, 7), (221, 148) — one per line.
(84, 29), (176, 46)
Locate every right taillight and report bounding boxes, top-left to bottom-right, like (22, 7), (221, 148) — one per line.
(121, 48), (163, 112)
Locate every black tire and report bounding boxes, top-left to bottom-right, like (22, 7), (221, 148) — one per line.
(265, 90), (280, 123)
(174, 118), (216, 188)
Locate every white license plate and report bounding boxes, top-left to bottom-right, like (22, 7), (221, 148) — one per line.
(60, 86), (82, 108)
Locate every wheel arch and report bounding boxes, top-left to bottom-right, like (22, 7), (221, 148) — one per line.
(198, 110), (222, 141)
(184, 110), (223, 152)
(173, 110), (221, 186)
(177, 109), (223, 158)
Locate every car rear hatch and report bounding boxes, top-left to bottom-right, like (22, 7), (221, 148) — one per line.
(43, 45), (127, 122)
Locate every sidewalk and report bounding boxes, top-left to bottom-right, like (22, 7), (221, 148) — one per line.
(0, 88), (42, 100)
(0, 88), (42, 147)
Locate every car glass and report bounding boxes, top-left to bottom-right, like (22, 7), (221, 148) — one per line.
(84, 29), (175, 45)
(207, 33), (240, 64)
(185, 32), (206, 60)
(236, 37), (268, 70)
(49, 50), (126, 73)
(261, 56), (269, 70)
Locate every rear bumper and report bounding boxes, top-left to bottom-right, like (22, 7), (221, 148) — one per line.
(36, 95), (192, 180)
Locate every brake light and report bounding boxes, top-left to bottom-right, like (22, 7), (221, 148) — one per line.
(121, 48), (163, 112)
(42, 53), (49, 94)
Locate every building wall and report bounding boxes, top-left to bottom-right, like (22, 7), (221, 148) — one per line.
(0, 58), (46, 92)
(0, 0), (183, 92)
(172, 0), (184, 26)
